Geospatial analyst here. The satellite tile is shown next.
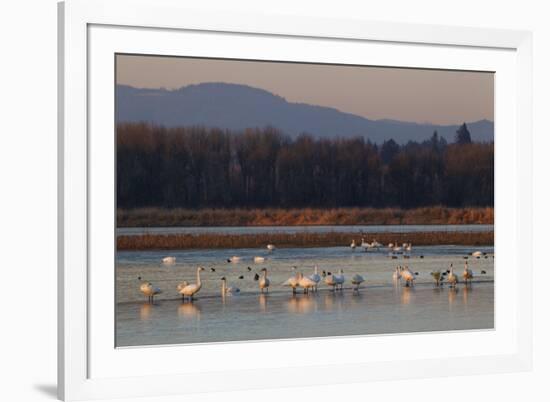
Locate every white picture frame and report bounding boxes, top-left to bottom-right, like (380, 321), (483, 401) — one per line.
(58, 0), (533, 400)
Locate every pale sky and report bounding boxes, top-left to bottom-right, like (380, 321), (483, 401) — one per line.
(116, 54), (494, 125)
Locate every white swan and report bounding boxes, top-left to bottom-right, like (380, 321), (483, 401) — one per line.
(162, 256), (176, 265)
(361, 238), (369, 249)
(283, 267), (300, 294)
(462, 262), (473, 285)
(309, 265), (321, 291)
(351, 274), (365, 291)
(177, 267), (205, 301)
(472, 251), (483, 258)
(405, 243), (412, 252)
(254, 256), (266, 263)
(138, 277), (162, 303)
(267, 244), (276, 252)
(400, 266), (415, 287)
(370, 239), (382, 250)
(392, 245), (403, 254)
(298, 272), (317, 294)
(447, 264), (458, 288)
(324, 272), (337, 291)
(333, 269), (345, 290)
(392, 266), (402, 282)
(221, 276), (240, 295)
(259, 268), (270, 293)
(227, 256), (241, 263)
(176, 280), (188, 292)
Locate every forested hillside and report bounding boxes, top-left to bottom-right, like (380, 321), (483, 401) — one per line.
(117, 122), (493, 209)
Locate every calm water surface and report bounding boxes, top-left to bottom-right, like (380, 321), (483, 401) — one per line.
(118, 224), (493, 236)
(117, 283), (494, 347)
(116, 243), (494, 347)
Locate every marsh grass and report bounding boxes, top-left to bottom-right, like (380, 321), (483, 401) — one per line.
(117, 206), (494, 228)
(117, 231), (493, 251)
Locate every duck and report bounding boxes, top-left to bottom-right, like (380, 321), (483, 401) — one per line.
(259, 267), (270, 293)
(333, 269), (345, 290)
(447, 264), (458, 288)
(161, 256), (176, 265)
(462, 262), (474, 285)
(283, 267), (300, 294)
(177, 267), (205, 301)
(430, 270), (443, 287)
(309, 265), (321, 291)
(472, 251), (483, 258)
(254, 256), (266, 263)
(350, 239), (357, 250)
(221, 276), (240, 295)
(267, 244), (276, 252)
(138, 277), (162, 303)
(298, 272), (317, 294)
(351, 274), (365, 291)
(227, 256), (241, 263)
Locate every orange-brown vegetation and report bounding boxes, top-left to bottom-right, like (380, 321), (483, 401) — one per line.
(117, 230), (493, 251)
(117, 206), (494, 228)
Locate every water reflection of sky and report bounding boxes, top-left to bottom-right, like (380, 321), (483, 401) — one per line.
(117, 245), (494, 265)
(117, 224), (493, 237)
(116, 283), (494, 347)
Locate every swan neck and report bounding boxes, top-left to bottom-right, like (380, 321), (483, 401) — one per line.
(196, 268), (202, 285)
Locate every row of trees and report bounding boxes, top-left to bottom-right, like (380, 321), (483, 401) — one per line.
(117, 122), (493, 209)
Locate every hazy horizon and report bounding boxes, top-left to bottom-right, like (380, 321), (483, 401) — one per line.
(116, 54), (494, 126)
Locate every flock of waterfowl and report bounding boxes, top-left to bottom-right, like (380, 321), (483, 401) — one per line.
(137, 241), (490, 303)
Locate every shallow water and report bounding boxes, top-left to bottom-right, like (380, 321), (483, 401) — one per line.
(116, 244), (494, 347)
(118, 224), (493, 236)
(116, 245), (494, 303)
(116, 283), (494, 347)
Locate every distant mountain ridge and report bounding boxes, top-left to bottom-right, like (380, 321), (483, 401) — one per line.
(116, 83), (494, 144)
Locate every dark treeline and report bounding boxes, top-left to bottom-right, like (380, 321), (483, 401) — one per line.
(117, 122), (493, 209)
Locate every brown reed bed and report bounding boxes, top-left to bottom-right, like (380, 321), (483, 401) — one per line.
(117, 206), (494, 228)
(117, 231), (494, 251)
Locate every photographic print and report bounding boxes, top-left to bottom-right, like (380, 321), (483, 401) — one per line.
(115, 55), (494, 347)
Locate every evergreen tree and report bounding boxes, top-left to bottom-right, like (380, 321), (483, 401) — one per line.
(455, 123), (472, 144)
(380, 139), (400, 164)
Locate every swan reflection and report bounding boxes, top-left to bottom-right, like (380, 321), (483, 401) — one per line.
(448, 287), (458, 306)
(258, 293), (268, 312)
(323, 292), (344, 311)
(286, 295), (316, 314)
(140, 303), (153, 320)
(178, 301), (201, 320)
(401, 287), (413, 305)
(461, 286), (470, 310)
